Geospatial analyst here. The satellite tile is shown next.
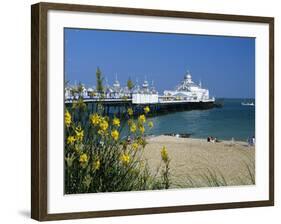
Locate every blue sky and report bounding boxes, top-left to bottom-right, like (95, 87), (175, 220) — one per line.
(64, 28), (255, 98)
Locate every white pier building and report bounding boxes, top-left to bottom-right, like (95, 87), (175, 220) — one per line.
(132, 80), (158, 104)
(161, 71), (214, 103)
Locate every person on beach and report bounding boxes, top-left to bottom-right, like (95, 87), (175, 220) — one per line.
(211, 137), (217, 143)
(248, 136), (255, 146)
(207, 136), (217, 143)
(247, 137), (251, 146)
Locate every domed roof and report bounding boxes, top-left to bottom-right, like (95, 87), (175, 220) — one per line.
(113, 80), (120, 88)
(184, 71), (192, 80)
(142, 80), (149, 88)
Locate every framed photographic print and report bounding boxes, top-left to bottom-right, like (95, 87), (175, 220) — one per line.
(31, 2), (274, 221)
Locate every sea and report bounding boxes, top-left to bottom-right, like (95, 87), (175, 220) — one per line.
(145, 98), (255, 141)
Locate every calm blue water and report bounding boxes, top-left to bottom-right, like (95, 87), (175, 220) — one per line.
(145, 99), (255, 141)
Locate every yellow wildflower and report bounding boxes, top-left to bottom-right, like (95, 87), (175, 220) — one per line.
(78, 99), (86, 109)
(75, 126), (84, 141)
(99, 119), (109, 131)
(138, 114), (146, 123)
(148, 121), (154, 128)
(144, 106), (150, 114)
(72, 98), (86, 110)
(139, 125), (145, 134)
(131, 142), (139, 151)
(79, 153), (88, 163)
(161, 146), (169, 162)
(112, 117), (120, 127)
(93, 159), (101, 171)
(74, 144), (82, 154)
(98, 129), (105, 136)
(127, 108), (133, 116)
(67, 135), (75, 145)
(120, 153), (130, 166)
(128, 119), (133, 126)
(130, 122), (137, 133)
(137, 137), (143, 145)
(111, 130), (119, 141)
(90, 113), (100, 126)
(65, 110), (72, 127)
(137, 137), (146, 148)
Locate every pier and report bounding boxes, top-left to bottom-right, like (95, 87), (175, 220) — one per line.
(65, 70), (220, 117)
(65, 98), (216, 117)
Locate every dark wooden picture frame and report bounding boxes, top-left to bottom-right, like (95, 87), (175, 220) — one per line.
(31, 2), (274, 221)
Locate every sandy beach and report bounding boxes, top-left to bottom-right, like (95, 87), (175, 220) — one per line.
(143, 135), (255, 188)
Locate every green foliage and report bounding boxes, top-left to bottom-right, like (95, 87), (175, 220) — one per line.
(243, 160), (255, 184)
(64, 101), (170, 194)
(160, 146), (171, 189)
(77, 82), (84, 96)
(199, 168), (228, 187)
(127, 77), (134, 90)
(96, 67), (104, 93)
(179, 161), (255, 188)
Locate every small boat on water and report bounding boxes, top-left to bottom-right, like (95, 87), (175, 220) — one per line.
(241, 102), (255, 106)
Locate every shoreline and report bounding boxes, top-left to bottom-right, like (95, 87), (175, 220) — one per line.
(146, 134), (250, 144)
(143, 135), (255, 188)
